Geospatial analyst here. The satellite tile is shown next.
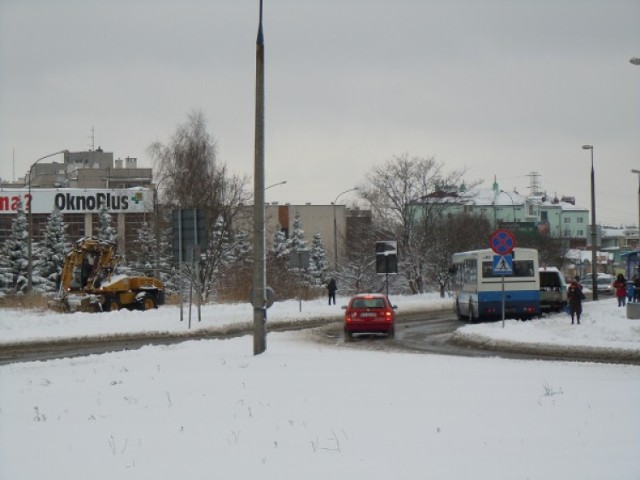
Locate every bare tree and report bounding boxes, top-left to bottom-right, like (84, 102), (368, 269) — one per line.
(358, 153), (470, 294)
(148, 111), (251, 302)
(425, 213), (493, 297)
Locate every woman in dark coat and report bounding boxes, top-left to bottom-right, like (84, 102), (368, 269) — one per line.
(567, 276), (583, 325)
(326, 278), (337, 305)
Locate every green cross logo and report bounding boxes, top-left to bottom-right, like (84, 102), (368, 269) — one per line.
(131, 192), (143, 204)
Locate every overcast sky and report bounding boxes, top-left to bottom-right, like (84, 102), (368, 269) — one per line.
(1, 0), (639, 226)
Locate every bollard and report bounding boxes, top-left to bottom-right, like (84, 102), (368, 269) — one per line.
(626, 302), (640, 320)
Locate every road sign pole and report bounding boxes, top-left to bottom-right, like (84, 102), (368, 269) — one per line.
(502, 275), (506, 328)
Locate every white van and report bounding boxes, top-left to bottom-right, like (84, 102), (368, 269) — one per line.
(539, 267), (567, 313)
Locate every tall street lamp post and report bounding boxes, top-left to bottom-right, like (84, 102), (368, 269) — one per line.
(252, 0), (267, 355)
(500, 190), (517, 223)
(632, 170), (640, 242)
(631, 59), (640, 249)
(582, 145), (598, 301)
(332, 187), (358, 269)
(27, 150), (68, 294)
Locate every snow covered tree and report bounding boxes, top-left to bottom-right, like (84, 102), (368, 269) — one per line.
(266, 225), (293, 295)
(289, 212), (307, 253)
(308, 232), (328, 284)
(272, 226), (290, 260)
(97, 206), (116, 243)
(216, 229), (253, 301)
(1, 200), (30, 294)
(226, 230), (252, 266)
(35, 208), (70, 292)
(129, 221), (157, 278)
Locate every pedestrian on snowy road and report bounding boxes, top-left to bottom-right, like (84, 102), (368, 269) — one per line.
(613, 273), (627, 307)
(567, 276), (584, 325)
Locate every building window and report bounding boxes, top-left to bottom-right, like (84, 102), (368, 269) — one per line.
(564, 217), (571, 223)
(577, 217), (584, 223)
(577, 229), (584, 236)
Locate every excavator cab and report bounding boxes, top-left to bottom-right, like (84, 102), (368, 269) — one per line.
(54, 237), (165, 313)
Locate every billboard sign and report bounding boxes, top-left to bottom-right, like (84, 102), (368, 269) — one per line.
(0, 188), (154, 214)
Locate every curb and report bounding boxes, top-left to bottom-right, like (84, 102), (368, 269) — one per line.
(451, 330), (640, 365)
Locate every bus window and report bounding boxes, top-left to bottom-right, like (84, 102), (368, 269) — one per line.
(513, 260), (534, 277)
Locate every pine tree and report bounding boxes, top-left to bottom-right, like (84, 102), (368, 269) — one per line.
(157, 215), (178, 291)
(217, 229), (253, 300)
(1, 200), (30, 293)
(289, 212), (307, 253)
(35, 208), (70, 292)
(227, 230), (252, 265)
(272, 225), (290, 260)
(97, 206), (116, 243)
(130, 221), (156, 278)
(308, 232), (328, 284)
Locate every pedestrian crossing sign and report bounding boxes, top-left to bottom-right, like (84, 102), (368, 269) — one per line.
(492, 254), (513, 276)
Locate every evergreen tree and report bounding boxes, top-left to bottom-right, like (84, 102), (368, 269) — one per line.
(196, 215), (232, 301)
(35, 208), (70, 292)
(1, 200), (30, 293)
(157, 215), (178, 291)
(308, 232), (328, 284)
(289, 212), (307, 253)
(97, 206), (116, 243)
(217, 230), (253, 300)
(272, 225), (290, 260)
(226, 230), (252, 265)
(130, 221), (156, 277)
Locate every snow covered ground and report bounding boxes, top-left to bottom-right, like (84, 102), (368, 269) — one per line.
(1, 293), (639, 479)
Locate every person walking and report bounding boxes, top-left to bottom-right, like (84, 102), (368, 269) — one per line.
(613, 273), (627, 307)
(325, 278), (337, 305)
(626, 279), (635, 304)
(634, 276), (640, 303)
(567, 276), (584, 325)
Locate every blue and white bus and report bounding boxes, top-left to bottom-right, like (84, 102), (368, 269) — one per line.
(451, 248), (541, 321)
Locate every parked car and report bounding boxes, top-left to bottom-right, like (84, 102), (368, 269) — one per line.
(539, 267), (567, 313)
(580, 274), (613, 295)
(597, 276), (614, 295)
(342, 293), (397, 340)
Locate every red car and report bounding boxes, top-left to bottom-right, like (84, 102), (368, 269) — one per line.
(343, 294), (397, 340)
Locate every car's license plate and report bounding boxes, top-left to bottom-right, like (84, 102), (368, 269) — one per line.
(359, 312), (376, 317)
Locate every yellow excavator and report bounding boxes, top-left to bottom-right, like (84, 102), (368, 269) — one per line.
(53, 237), (165, 312)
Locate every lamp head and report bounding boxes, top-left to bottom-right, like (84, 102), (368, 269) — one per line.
(582, 145), (593, 150)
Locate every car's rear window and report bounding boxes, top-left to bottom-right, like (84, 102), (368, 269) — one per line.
(540, 272), (561, 288)
(351, 298), (386, 309)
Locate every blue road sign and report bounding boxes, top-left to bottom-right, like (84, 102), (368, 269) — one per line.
(493, 255), (513, 276)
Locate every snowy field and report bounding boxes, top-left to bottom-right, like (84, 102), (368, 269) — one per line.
(1, 293), (639, 479)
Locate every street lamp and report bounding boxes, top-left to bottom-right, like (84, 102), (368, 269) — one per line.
(630, 57), (640, 66)
(631, 170), (640, 241)
(500, 190), (517, 223)
(332, 187), (358, 269)
(27, 150), (69, 294)
(265, 180), (287, 190)
(582, 145), (598, 301)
